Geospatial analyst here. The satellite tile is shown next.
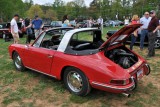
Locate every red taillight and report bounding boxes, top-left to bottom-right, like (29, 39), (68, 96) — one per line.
(110, 78), (131, 86)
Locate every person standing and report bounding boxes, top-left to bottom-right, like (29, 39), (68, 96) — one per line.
(97, 16), (103, 34)
(139, 12), (151, 50)
(73, 18), (78, 28)
(147, 10), (159, 57)
(124, 17), (129, 26)
(87, 17), (93, 28)
(26, 15), (43, 38)
(11, 14), (19, 44)
(62, 15), (70, 27)
(25, 18), (32, 44)
(130, 15), (140, 50)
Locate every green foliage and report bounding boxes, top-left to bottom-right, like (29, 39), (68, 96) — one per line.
(45, 9), (57, 20)
(0, 0), (25, 22)
(27, 4), (44, 18)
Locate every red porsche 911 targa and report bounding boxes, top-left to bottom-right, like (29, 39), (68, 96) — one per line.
(8, 25), (150, 96)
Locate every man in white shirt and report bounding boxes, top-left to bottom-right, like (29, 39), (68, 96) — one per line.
(97, 16), (103, 34)
(11, 14), (19, 44)
(140, 12), (151, 50)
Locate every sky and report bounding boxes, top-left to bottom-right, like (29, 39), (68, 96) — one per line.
(23, 0), (93, 7)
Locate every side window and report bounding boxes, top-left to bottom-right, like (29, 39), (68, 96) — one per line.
(42, 33), (53, 42)
(73, 31), (93, 42)
(65, 30), (101, 55)
(33, 32), (45, 47)
(40, 32), (54, 48)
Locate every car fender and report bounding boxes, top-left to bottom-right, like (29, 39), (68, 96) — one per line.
(9, 44), (26, 65)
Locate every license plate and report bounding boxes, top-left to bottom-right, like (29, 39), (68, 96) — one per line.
(137, 69), (144, 80)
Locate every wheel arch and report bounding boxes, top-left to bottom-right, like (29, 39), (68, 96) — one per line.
(11, 50), (17, 59)
(60, 65), (89, 81)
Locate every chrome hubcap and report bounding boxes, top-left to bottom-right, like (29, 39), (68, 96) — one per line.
(155, 39), (160, 48)
(15, 55), (22, 69)
(67, 71), (83, 92)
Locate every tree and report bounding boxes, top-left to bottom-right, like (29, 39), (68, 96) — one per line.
(27, 4), (44, 18)
(74, 0), (85, 7)
(24, 0), (33, 10)
(0, 0), (26, 22)
(45, 9), (57, 20)
(53, 0), (65, 20)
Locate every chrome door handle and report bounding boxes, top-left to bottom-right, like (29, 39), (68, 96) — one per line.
(47, 55), (53, 58)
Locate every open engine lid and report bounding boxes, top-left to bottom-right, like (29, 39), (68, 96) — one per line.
(100, 24), (142, 49)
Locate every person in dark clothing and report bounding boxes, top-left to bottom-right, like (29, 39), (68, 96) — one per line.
(25, 18), (32, 44)
(147, 10), (159, 57)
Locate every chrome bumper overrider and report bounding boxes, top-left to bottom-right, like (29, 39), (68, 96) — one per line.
(145, 64), (150, 75)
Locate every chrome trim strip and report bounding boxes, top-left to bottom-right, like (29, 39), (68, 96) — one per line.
(92, 81), (135, 90)
(26, 66), (56, 78)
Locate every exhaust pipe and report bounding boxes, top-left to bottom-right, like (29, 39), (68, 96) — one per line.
(122, 93), (131, 98)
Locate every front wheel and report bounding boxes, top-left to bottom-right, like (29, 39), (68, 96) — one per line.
(154, 38), (160, 49)
(13, 52), (25, 71)
(63, 67), (91, 96)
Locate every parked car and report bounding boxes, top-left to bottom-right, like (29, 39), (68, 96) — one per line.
(0, 22), (25, 41)
(114, 20), (124, 26)
(9, 25), (150, 96)
(77, 21), (87, 28)
(50, 21), (62, 27)
(0, 23), (8, 38)
(106, 29), (160, 49)
(107, 20), (124, 27)
(103, 21), (110, 27)
(42, 24), (51, 30)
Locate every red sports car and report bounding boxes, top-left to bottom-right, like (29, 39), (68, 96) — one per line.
(8, 25), (150, 96)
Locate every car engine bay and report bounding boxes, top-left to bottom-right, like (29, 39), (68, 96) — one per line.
(105, 46), (138, 69)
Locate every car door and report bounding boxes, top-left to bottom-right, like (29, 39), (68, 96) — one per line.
(24, 46), (55, 74)
(23, 32), (56, 74)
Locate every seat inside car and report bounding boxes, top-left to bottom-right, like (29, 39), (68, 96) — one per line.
(51, 33), (61, 45)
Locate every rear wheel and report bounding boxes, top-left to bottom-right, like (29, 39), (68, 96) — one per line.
(13, 52), (25, 71)
(63, 67), (91, 96)
(154, 38), (160, 49)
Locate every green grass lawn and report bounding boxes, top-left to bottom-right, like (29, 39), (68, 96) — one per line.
(0, 27), (160, 107)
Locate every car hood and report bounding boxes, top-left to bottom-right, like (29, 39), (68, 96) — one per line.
(100, 24), (142, 49)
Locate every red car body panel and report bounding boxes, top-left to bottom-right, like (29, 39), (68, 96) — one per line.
(8, 26), (150, 94)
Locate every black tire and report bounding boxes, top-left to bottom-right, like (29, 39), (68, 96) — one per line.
(63, 67), (91, 96)
(13, 52), (25, 71)
(154, 38), (160, 49)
